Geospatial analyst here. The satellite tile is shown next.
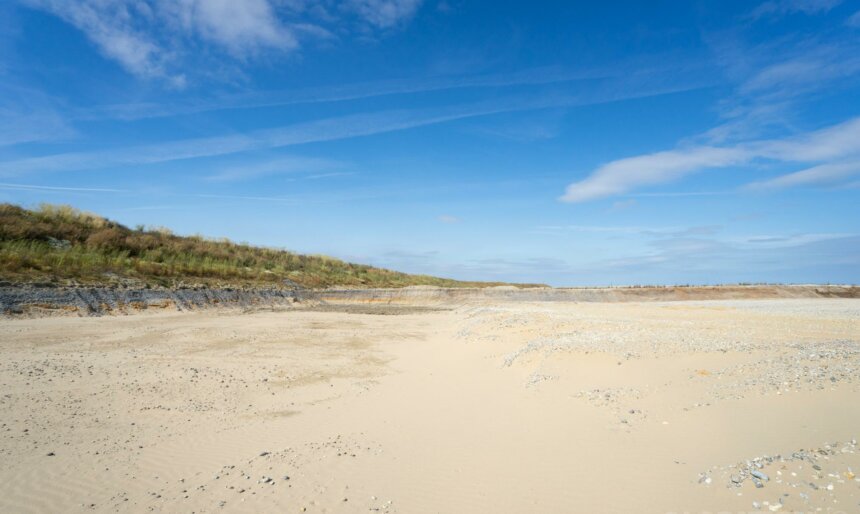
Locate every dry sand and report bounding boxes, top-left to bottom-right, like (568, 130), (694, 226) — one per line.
(1, 298), (859, 513)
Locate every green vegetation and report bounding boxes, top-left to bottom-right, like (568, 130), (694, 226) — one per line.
(0, 203), (535, 289)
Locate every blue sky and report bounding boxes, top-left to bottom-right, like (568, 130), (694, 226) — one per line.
(1, 0), (859, 286)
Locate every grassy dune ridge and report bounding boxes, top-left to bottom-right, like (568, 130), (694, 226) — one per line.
(0, 204), (533, 289)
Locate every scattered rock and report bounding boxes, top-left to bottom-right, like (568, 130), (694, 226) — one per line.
(750, 470), (769, 482)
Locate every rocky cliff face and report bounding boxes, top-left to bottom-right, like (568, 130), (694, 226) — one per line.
(0, 284), (303, 316)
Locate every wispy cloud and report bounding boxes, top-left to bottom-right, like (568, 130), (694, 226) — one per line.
(582, 232), (860, 286)
(187, 193), (300, 204)
(0, 181), (307, 204)
(700, 25), (860, 144)
(164, 0), (299, 57)
(345, 0), (423, 29)
(465, 109), (565, 142)
(600, 23), (859, 194)
(746, 160), (860, 189)
(627, 191), (732, 198)
(364, 229), (860, 286)
(739, 232), (853, 248)
(738, 51), (860, 99)
(306, 171), (356, 180)
(78, 60), (676, 122)
(0, 106), (502, 176)
(533, 224), (723, 238)
(18, 0), (420, 86)
(0, 182), (127, 192)
(0, 74), (714, 177)
(205, 156), (343, 182)
(0, 82), (76, 146)
(21, 0), (186, 86)
(749, 0), (843, 19)
(561, 147), (749, 202)
(0, 106), (75, 147)
(437, 215), (460, 223)
(561, 116), (860, 202)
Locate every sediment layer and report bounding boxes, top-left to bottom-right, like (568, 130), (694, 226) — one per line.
(1, 283), (857, 317)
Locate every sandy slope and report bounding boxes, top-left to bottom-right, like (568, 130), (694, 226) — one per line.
(1, 299), (859, 513)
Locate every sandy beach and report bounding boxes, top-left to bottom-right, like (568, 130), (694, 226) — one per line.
(1, 298), (859, 513)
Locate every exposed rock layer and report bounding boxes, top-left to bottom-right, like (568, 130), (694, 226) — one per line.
(1, 283), (857, 317)
(0, 284), (302, 316)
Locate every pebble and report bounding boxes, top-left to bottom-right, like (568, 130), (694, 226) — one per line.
(751, 470), (769, 482)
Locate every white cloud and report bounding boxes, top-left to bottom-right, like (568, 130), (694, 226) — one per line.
(561, 147), (749, 202)
(755, 117), (860, 161)
(19, 0), (416, 85)
(746, 161), (860, 189)
(345, 0), (423, 28)
(437, 215), (460, 223)
(848, 10), (860, 26)
(561, 116), (860, 202)
(22, 0), (178, 82)
(166, 0), (298, 56)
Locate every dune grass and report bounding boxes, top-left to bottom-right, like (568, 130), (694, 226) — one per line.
(0, 203), (536, 289)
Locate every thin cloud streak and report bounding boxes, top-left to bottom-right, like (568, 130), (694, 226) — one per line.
(0, 77), (714, 177)
(205, 156), (343, 182)
(0, 82), (78, 146)
(0, 182), (128, 192)
(626, 191), (733, 197)
(78, 60), (699, 122)
(0, 182), (302, 204)
(700, 26), (860, 144)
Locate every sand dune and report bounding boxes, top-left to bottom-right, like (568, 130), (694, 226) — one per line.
(1, 298), (859, 513)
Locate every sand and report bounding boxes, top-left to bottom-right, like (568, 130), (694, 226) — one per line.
(1, 298), (859, 513)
